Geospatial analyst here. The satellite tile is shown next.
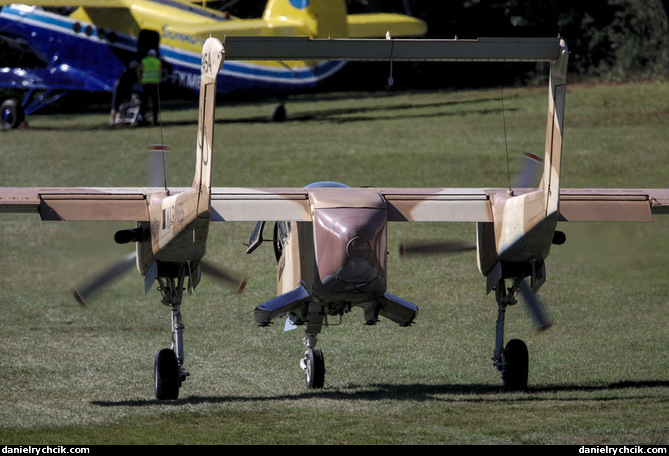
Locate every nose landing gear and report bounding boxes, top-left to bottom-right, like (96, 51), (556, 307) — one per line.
(301, 333), (325, 389)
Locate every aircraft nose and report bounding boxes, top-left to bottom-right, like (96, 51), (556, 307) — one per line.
(346, 236), (372, 261)
(313, 207), (387, 284)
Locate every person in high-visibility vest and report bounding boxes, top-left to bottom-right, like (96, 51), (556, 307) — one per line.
(137, 49), (162, 125)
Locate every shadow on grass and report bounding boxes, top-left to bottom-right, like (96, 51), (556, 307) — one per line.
(91, 379), (669, 407)
(24, 95), (503, 131)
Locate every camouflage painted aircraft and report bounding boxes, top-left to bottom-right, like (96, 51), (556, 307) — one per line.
(1, 36), (667, 400)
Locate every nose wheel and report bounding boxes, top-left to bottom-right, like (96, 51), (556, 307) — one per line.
(301, 348), (325, 389)
(154, 348), (181, 400)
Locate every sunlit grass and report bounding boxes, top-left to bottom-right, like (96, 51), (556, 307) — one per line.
(0, 82), (667, 444)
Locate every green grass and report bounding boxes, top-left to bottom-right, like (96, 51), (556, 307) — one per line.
(0, 82), (667, 444)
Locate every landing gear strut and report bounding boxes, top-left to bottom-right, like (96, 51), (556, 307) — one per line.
(492, 278), (529, 391)
(154, 274), (189, 400)
(300, 310), (326, 388)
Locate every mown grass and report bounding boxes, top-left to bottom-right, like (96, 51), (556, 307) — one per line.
(0, 81), (667, 444)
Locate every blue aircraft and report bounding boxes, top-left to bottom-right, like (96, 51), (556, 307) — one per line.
(0, 0), (427, 128)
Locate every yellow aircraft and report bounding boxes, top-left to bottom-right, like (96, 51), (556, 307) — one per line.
(1, 36), (667, 400)
(0, 0), (427, 125)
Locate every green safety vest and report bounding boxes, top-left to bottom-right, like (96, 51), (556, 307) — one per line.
(141, 56), (161, 84)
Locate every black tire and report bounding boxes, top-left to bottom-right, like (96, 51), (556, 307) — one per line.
(270, 104), (286, 122)
(502, 339), (529, 391)
(304, 348), (325, 389)
(1, 99), (25, 130)
(154, 348), (180, 400)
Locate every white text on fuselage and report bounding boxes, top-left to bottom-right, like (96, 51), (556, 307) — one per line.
(162, 25), (205, 48)
(169, 69), (201, 91)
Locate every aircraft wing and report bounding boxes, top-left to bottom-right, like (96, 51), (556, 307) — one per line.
(379, 188), (669, 222)
(0, 187), (150, 221)
(558, 188), (669, 221)
(346, 13), (427, 38)
(209, 187), (669, 223)
(0, 66), (112, 93)
(210, 188), (312, 222)
(164, 13), (427, 41)
(163, 19), (301, 42)
(209, 187), (493, 223)
(0, 0), (133, 6)
(2, 186), (666, 224)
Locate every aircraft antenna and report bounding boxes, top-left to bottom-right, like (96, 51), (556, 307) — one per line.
(156, 83), (167, 190)
(386, 32), (394, 87)
(500, 85), (512, 195)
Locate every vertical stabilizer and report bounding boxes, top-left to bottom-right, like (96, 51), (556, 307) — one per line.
(542, 39), (568, 216)
(263, 0), (348, 38)
(193, 38), (225, 217)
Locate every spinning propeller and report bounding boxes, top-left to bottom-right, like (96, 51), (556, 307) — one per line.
(399, 240), (476, 257)
(72, 253), (247, 307)
(514, 151), (543, 188)
(518, 279), (551, 331)
(398, 151), (553, 332)
(71, 145), (247, 307)
(73, 253), (137, 307)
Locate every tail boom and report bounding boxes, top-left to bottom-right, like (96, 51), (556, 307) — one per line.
(477, 39), (568, 286)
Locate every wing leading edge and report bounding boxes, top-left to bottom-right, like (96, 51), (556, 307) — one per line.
(1, 186), (666, 224)
(209, 187), (493, 223)
(209, 187), (669, 224)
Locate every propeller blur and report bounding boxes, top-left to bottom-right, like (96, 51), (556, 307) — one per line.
(1, 36), (668, 399)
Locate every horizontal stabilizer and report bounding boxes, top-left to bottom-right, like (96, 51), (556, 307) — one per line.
(221, 37), (562, 62)
(254, 285), (311, 327)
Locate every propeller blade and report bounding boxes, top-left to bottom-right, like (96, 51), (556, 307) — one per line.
(200, 261), (248, 294)
(148, 144), (169, 188)
(399, 240), (476, 257)
(514, 151), (543, 188)
(72, 253), (137, 307)
(518, 279), (552, 331)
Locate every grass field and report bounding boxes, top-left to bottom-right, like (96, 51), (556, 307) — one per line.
(0, 81), (667, 445)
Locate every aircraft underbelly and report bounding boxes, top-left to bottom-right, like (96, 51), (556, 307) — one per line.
(315, 259), (386, 303)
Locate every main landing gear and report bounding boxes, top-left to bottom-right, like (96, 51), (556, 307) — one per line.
(153, 274), (189, 400)
(1, 99), (25, 130)
(492, 278), (530, 391)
